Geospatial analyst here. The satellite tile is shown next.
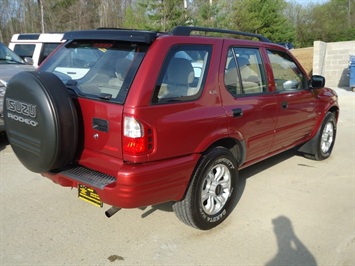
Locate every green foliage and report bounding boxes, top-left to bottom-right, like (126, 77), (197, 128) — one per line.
(231, 0), (296, 43)
(285, 0), (355, 47)
(123, 3), (150, 30)
(337, 27), (355, 42)
(126, 0), (188, 31)
(310, 0), (355, 42)
(1, 0), (354, 47)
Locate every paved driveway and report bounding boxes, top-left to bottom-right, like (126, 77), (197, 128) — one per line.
(1, 88), (354, 265)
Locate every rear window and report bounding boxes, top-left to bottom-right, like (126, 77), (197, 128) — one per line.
(13, 44), (36, 59)
(152, 44), (212, 104)
(40, 40), (148, 104)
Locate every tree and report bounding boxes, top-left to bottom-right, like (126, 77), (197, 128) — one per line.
(0, 0), (354, 47)
(311, 0), (355, 42)
(285, 2), (314, 47)
(124, 0), (189, 31)
(188, 0), (234, 28)
(285, 0), (355, 47)
(232, 0), (296, 43)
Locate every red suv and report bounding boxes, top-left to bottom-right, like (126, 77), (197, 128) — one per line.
(4, 26), (339, 230)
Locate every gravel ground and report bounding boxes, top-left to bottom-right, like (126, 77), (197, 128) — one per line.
(0, 87), (354, 266)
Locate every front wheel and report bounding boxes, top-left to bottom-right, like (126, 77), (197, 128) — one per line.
(173, 147), (238, 230)
(307, 112), (337, 161)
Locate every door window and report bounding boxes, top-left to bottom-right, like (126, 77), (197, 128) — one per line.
(224, 47), (266, 96)
(267, 50), (307, 91)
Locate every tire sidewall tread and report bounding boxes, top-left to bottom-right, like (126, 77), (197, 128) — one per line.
(315, 112), (337, 160)
(173, 146), (238, 230)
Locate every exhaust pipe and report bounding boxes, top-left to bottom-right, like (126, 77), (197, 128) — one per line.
(105, 206), (121, 218)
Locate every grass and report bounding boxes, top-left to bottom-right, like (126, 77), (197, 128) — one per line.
(291, 47), (314, 76)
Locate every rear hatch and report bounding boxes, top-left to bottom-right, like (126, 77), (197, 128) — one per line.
(39, 29), (157, 176)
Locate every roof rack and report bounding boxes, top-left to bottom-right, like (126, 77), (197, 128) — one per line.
(171, 26), (272, 43)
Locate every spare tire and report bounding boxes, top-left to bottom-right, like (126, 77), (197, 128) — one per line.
(4, 71), (78, 173)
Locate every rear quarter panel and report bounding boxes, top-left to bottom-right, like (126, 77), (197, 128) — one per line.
(124, 36), (229, 162)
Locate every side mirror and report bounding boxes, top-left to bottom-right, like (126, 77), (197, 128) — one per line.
(310, 75), (325, 88)
(283, 80), (299, 90)
(24, 57), (34, 65)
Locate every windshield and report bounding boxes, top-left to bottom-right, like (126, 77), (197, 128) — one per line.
(39, 40), (148, 104)
(0, 42), (26, 64)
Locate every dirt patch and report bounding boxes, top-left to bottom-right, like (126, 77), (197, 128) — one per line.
(291, 47), (313, 76)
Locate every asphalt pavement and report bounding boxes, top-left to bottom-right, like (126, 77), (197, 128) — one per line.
(1, 87), (354, 265)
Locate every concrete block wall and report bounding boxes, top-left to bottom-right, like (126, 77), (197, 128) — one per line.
(313, 40), (355, 87)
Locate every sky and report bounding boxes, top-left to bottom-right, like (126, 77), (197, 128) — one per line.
(286, 0), (329, 5)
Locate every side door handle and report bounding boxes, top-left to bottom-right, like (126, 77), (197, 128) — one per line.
(281, 101), (288, 109)
(232, 108), (243, 117)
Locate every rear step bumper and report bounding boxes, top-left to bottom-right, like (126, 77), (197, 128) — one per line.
(43, 154), (200, 208)
(60, 165), (116, 189)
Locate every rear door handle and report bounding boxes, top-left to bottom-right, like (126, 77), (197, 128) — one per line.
(92, 118), (109, 132)
(281, 101), (288, 109)
(232, 108), (243, 117)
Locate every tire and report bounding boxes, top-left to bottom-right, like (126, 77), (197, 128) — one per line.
(306, 112), (337, 161)
(173, 147), (238, 230)
(4, 71), (78, 173)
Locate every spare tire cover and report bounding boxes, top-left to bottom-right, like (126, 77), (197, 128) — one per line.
(4, 71), (78, 173)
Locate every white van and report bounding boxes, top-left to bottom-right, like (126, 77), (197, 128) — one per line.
(9, 33), (64, 67)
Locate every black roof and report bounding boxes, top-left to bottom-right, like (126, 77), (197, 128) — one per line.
(63, 29), (158, 44)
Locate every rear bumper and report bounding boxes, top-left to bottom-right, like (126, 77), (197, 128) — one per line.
(43, 154), (200, 208)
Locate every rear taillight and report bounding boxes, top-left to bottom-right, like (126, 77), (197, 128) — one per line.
(123, 116), (153, 156)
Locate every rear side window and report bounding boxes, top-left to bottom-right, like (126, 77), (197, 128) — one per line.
(13, 44), (35, 59)
(224, 47), (266, 96)
(152, 45), (212, 104)
(40, 40), (148, 104)
(267, 50), (307, 91)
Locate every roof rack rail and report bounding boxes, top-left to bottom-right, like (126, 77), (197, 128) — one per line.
(171, 26), (272, 43)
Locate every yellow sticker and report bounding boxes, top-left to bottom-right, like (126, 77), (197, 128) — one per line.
(78, 184), (103, 207)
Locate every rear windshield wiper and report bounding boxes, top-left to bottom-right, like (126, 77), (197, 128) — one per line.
(99, 93), (112, 100)
(65, 80), (82, 96)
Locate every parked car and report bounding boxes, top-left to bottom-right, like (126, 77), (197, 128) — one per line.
(0, 42), (35, 133)
(277, 42), (294, 50)
(4, 26), (339, 230)
(8, 33), (64, 67)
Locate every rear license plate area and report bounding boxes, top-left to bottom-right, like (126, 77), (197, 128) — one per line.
(78, 184), (103, 207)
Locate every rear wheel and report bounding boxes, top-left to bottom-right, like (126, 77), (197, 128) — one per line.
(173, 147), (238, 230)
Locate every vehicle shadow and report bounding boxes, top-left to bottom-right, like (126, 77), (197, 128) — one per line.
(265, 216), (317, 266)
(141, 149), (300, 218)
(239, 149), (297, 179)
(230, 149), (298, 216)
(140, 202), (174, 217)
(0, 133), (9, 152)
